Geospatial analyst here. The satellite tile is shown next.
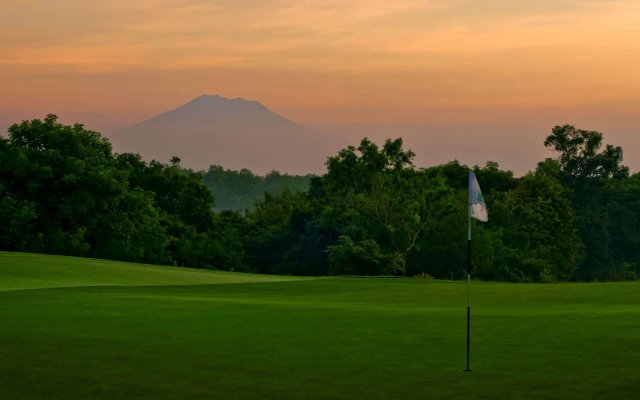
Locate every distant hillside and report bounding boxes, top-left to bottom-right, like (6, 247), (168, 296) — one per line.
(202, 165), (313, 211)
(110, 95), (333, 174)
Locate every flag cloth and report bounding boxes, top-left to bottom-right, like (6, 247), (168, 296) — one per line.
(468, 171), (488, 222)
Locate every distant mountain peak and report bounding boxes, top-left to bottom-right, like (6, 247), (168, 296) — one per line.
(148, 94), (284, 124)
(111, 95), (333, 174)
(189, 94), (261, 106)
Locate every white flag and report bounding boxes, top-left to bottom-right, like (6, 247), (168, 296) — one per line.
(468, 171), (488, 222)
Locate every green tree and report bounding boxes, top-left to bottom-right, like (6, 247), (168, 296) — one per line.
(202, 165), (313, 211)
(319, 138), (439, 275)
(605, 173), (640, 280)
(5, 115), (130, 257)
(244, 190), (314, 274)
(544, 125), (630, 280)
(544, 125), (628, 185)
(0, 136), (43, 251)
(490, 172), (584, 281)
(117, 153), (224, 267)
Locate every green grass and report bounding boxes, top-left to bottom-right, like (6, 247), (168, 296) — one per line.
(0, 252), (309, 291)
(1, 252), (638, 399)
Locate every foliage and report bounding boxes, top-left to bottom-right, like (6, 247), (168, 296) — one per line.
(2, 115), (135, 258)
(0, 116), (235, 268)
(316, 138), (437, 275)
(1, 116), (638, 281)
(489, 172), (583, 281)
(544, 125), (633, 280)
(202, 165), (313, 211)
(544, 124), (628, 185)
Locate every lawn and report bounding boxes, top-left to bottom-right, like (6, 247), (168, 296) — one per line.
(0, 252), (638, 399)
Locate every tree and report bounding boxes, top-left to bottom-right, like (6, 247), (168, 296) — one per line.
(201, 165), (313, 211)
(605, 173), (640, 280)
(117, 153), (224, 267)
(544, 125), (629, 280)
(244, 190), (314, 274)
(320, 138), (435, 275)
(490, 172), (584, 281)
(544, 125), (628, 186)
(5, 115), (128, 257)
(0, 136), (43, 251)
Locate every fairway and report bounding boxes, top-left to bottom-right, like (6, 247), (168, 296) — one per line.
(1, 253), (638, 399)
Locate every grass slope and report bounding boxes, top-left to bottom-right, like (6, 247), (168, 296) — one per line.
(1, 252), (638, 399)
(0, 252), (309, 291)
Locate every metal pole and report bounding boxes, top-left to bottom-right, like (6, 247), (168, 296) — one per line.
(465, 207), (472, 372)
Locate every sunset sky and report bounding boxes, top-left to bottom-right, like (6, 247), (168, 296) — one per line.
(2, 0), (639, 174)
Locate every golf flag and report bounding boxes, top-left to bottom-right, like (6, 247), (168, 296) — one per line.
(468, 172), (488, 222)
(465, 170), (487, 372)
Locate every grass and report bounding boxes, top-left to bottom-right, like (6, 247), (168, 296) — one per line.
(1, 252), (638, 399)
(0, 252), (309, 291)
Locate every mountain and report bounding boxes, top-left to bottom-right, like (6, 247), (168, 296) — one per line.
(110, 95), (333, 174)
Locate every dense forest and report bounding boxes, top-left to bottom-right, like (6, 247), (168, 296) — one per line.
(1, 115), (638, 281)
(201, 166), (312, 211)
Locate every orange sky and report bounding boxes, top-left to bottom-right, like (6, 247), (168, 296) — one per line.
(2, 0), (640, 174)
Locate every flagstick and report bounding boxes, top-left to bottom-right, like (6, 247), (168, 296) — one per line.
(465, 208), (472, 372)
(466, 170), (487, 372)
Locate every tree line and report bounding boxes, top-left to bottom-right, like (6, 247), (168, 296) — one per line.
(201, 165), (312, 211)
(1, 115), (638, 281)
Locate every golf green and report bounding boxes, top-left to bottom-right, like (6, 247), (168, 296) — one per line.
(1, 252), (638, 399)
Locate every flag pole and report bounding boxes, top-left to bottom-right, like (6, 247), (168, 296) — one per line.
(466, 170), (487, 372)
(465, 194), (472, 372)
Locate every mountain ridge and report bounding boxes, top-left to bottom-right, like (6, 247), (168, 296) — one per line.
(110, 95), (331, 174)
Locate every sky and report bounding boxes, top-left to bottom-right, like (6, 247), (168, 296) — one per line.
(2, 0), (640, 174)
